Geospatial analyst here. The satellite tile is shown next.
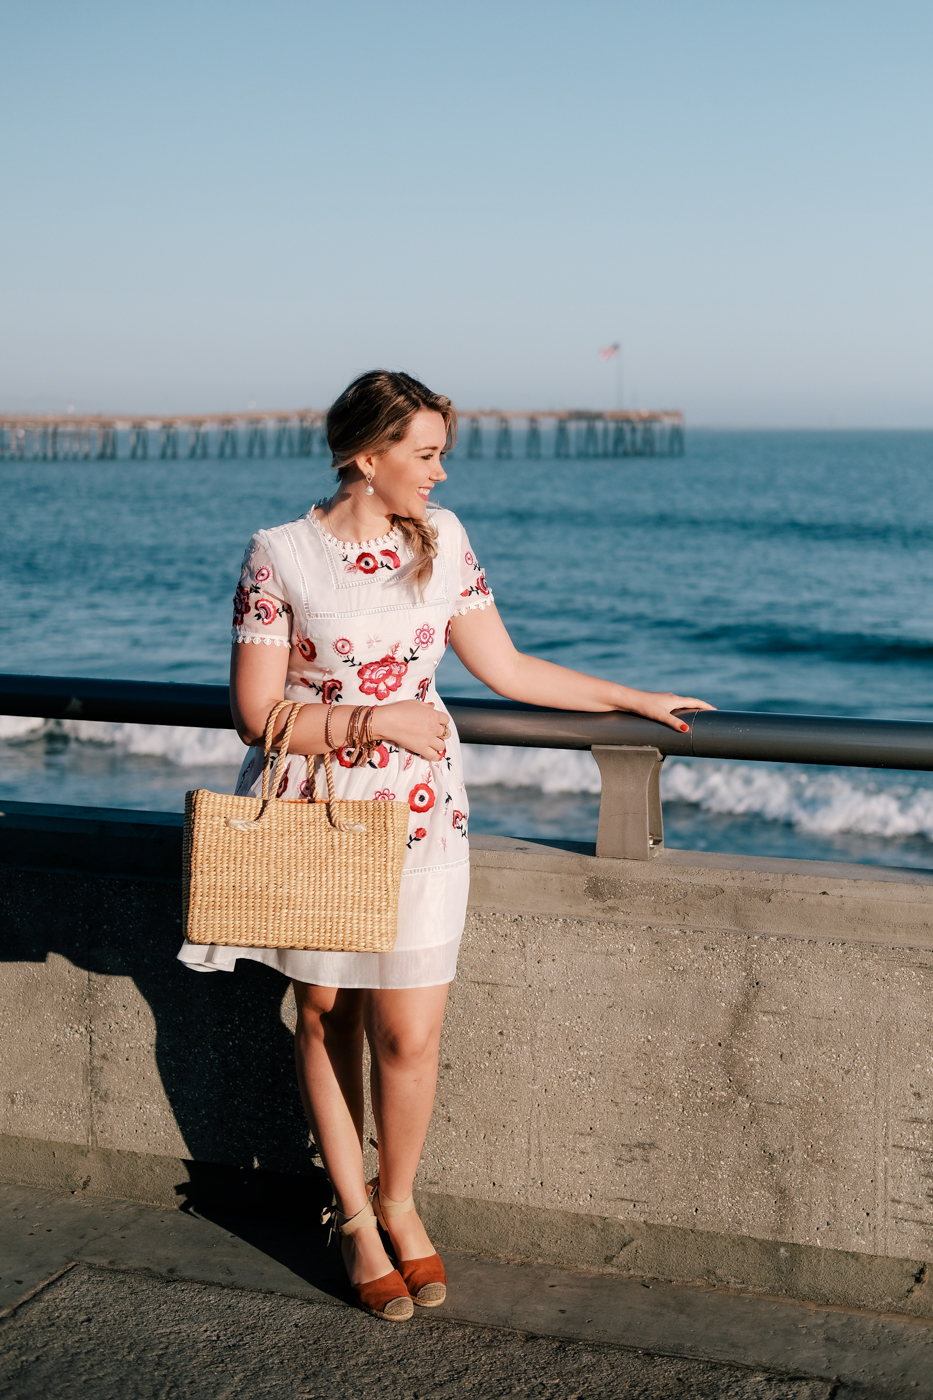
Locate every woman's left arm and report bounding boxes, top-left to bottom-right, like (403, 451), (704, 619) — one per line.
(448, 604), (715, 733)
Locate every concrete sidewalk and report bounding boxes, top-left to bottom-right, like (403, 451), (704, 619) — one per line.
(1, 1183), (931, 1399)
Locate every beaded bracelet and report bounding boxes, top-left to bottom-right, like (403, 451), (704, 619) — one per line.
(324, 701), (337, 752)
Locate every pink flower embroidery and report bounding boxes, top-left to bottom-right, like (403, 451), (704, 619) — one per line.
(321, 678), (342, 704)
(374, 788), (396, 800)
(358, 648), (408, 702)
(464, 551), (475, 567)
(380, 549), (401, 569)
(414, 624), (435, 648)
(255, 597), (278, 626)
(254, 565), (271, 584)
(356, 552), (378, 574)
(409, 783), (435, 813)
(232, 584), (250, 627)
(334, 638), (353, 656)
(297, 636), (317, 662)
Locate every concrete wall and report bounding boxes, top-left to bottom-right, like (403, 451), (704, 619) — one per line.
(3, 817), (933, 1317)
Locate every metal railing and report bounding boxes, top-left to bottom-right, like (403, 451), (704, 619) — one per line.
(3, 673), (933, 861)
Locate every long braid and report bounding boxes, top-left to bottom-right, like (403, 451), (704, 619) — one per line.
(391, 511), (438, 594)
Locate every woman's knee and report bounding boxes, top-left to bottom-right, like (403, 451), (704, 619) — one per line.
(293, 982), (363, 1040)
(369, 1020), (438, 1067)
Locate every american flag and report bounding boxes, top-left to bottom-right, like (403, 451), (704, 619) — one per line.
(598, 342), (620, 360)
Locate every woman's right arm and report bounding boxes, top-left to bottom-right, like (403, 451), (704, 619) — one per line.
(230, 644), (449, 760)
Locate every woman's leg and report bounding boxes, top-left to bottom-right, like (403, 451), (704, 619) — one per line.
(366, 983), (450, 1261)
(292, 979), (394, 1285)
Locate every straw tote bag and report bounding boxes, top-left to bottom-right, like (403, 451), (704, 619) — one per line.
(183, 700), (411, 952)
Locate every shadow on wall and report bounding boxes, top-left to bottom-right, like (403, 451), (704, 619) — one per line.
(1, 867), (320, 1182)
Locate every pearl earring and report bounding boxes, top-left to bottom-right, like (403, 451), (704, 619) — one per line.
(364, 477), (375, 495)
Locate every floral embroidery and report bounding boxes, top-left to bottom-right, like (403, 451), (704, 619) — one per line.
(464, 551), (475, 567)
(414, 624), (435, 648)
(407, 826), (428, 849)
(254, 565), (272, 584)
(443, 619), (451, 649)
(334, 638), (353, 656)
(297, 636), (317, 661)
(452, 809), (467, 835)
(409, 782), (435, 813)
(358, 645), (408, 701)
(297, 778), (312, 799)
(275, 762), (292, 797)
(459, 571), (490, 602)
(339, 545), (402, 575)
(255, 597), (280, 625)
(416, 677), (431, 702)
(322, 678), (342, 704)
(374, 788), (396, 800)
(233, 584), (250, 627)
(336, 746), (357, 768)
(369, 744), (391, 769)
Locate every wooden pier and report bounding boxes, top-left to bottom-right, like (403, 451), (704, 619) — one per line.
(0, 407), (684, 461)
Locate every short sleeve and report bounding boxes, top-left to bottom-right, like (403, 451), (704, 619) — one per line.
(231, 533), (294, 646)
(450, 519), (494, 616)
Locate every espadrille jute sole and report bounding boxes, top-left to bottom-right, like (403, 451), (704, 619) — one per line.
(409, 1280), (446, 1307)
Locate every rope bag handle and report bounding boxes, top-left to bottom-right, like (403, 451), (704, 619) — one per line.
(227, 700), (366, 833)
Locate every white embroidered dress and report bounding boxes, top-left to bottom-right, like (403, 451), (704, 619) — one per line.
(177, 505), (493, 988)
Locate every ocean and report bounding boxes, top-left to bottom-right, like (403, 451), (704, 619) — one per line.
(4, 428), (933, 869)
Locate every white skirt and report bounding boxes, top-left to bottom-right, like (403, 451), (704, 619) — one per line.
(177, 856), (469, 989)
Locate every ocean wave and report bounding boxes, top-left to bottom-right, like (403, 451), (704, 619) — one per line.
(5, 720), (933, 841)
(689, 624), (933, 664)
(660, 761), (933, 840)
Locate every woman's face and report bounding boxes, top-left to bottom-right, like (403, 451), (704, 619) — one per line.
(360, 408), (449, 519)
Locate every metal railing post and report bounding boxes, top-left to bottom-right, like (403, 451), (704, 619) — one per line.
(592, 745), (664, 860)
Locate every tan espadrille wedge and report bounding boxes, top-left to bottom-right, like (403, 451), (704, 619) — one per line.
(368, 1178), (447, 1307)
(322, 1197), (414, 1321)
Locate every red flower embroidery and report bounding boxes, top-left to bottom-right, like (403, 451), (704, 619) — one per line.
(358, 649), (408, 702)
(297, 636), (317, 661)
(321, 678), (342, 704)
(232, 584), (250, 627)
(409, 783), (435, 813)
(374, 788), (396, 800)
(414, 827), (427, 840)
(416, 677), (431, 702)
(255, 597), (278, 625)
(443, 619), (451, 649)
(380, 549), (401, 569)
(334, 638), (353, 656)
(297, 778), (312, 800)
(452, 809), (466, 831)
(476, 573), (489, 595)
(276, 762), (291, 797)
(414, 624), (435, 648)
(254, 565), (271, 584)
(460, 588), (470, 597)
(369, 744), (390, 769)
(336, 746), (356, 768)
(356, 552), (378, 574)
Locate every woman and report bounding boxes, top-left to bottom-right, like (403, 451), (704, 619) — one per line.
(178, 370), (713, 1322)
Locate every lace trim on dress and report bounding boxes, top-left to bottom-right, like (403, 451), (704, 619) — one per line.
(451, 596), (495, 618)
(232, 629), (290, 646)
(307, 505), (401, 551)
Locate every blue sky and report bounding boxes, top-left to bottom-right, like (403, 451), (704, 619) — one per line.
(2, 0), (931, 424)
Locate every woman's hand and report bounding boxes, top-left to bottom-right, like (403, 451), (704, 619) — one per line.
(372, 700), (451, 761)
(620, 690), (717, 733)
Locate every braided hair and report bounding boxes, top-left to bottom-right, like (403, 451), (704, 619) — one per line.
(326, 370), (457, 594)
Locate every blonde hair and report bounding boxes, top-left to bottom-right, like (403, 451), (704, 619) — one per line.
(326, 370), (458, 593)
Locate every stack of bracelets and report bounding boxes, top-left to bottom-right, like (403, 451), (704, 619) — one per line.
(325, 702), (379, 767)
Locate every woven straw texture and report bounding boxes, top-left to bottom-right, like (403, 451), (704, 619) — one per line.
(182, 788), (410, 950)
